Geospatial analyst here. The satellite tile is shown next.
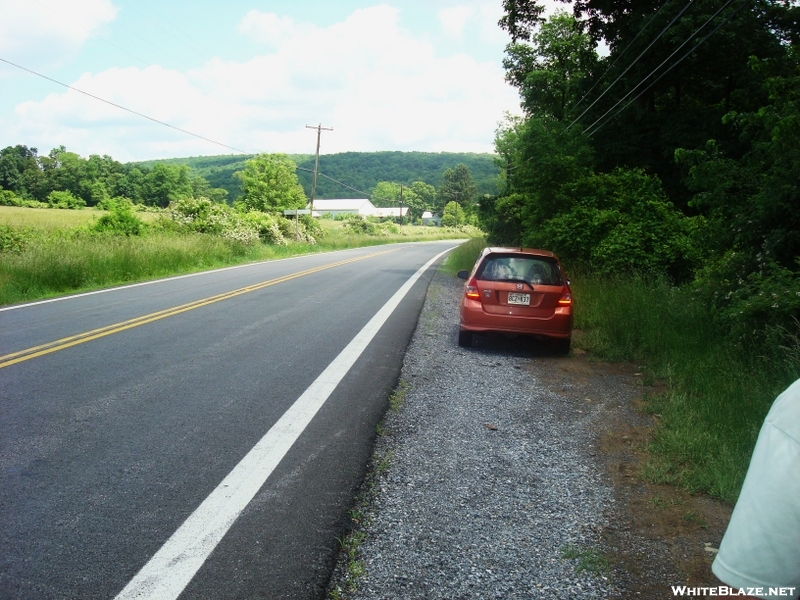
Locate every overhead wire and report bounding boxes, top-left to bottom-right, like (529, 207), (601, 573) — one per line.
(582, 0), (747, 137)
(0, 56), (252, 156)
(316, 172), (396, 205)
(24, 0), (290, 150)
(29, 0), (151, 69)
(565, 0), (675, 119)
(123, 5), (216, 62)
(563, 0), (698, 133)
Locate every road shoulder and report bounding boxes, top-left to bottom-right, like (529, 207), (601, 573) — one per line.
(327, 268), (731, 599)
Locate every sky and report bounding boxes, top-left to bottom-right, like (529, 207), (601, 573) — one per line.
(0, 0), (558, 162)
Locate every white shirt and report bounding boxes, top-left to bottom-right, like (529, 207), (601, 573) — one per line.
(712, 378), (800, 597)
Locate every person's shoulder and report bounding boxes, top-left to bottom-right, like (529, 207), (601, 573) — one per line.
(765, 378), (800, 442)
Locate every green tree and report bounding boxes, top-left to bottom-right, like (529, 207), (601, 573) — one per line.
(441, 201), (466, 227)
(438, 164), (477, 214)
(0, 145), (43, 199)
(234, 154), (307, 212)
(503, 11), (598, 120)
(141, 164), (194, 207)
(371, 181), (408, 207)
(370, 181), (430, 219)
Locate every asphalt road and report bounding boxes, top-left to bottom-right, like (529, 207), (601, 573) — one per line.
(0, 240), (460, 600)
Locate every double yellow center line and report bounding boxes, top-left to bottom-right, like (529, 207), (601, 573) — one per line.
(0, 249), (397, 370)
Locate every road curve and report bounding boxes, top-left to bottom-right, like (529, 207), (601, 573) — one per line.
(0, 240), (460, 600)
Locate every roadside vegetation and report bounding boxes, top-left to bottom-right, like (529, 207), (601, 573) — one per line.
(475, 2), (800, 504)
(0, 204), (473, 306)
(0, 146), (482, 306)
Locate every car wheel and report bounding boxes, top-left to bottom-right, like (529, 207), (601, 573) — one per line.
(458, 330), (473, 347)
(554, 336), (571, 355)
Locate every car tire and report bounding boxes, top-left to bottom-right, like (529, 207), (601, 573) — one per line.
(554, 336), (571, 355)
(458, 330), (473, 347)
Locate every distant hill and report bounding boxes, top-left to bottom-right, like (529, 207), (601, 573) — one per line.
(135, 151), (500, 202)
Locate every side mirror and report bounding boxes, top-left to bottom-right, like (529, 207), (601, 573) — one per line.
(457, 270), (470, 280)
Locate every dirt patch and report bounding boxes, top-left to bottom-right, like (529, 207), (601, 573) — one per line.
(526, 341), (732, 597)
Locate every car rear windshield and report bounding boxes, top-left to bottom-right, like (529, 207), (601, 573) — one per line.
(476, 254), (563, 286)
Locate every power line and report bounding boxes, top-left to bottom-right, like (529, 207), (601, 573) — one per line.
(565, 0), (676, 119)
(124, 5), (217, 64)
(583, 0), (747, 137)
(564, 0), (697, 133)
(316, 172), (396, 205)
(28, 0), (278, 136)
(29, 0), (150, 69)
(0, 56), (252, 155)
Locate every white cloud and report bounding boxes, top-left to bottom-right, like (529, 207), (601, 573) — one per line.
(4, 4), (521, 161)
(0, 0), (118, 70)
(237, 10), (300, 47)
(438, 6), (476, 37)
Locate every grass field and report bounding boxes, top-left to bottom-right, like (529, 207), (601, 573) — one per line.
(0, 206), (105, 230)
(0, 206), (470, 306)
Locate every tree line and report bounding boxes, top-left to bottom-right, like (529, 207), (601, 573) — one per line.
(484, 0), (799, 350)
(138, 151), (499, 204)
(0, 145), (228, 209)
(0, 144), (486, 227)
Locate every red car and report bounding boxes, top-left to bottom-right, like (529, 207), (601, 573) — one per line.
(457, 247), (573, 353)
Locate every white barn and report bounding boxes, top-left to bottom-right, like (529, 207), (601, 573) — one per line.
(309, 198), (375, 217)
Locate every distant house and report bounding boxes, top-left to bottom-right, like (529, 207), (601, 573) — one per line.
(422, 211), (441, 226)
(371, 206), (409, 219)
(308, 198), (375, 217)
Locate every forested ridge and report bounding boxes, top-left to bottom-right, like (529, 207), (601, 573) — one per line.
(137, 151), (500, 202)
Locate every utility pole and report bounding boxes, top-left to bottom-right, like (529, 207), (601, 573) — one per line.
(399, 184), (404, 225)
(305, 123), (333, 215)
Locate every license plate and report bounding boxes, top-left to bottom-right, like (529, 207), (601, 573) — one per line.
(507, 292), (530, 305)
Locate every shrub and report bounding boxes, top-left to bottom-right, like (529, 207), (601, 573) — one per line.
(47, 190), (86, 209)
(91, 199), (146, 236)
(525, 168), (699, 282)
(242, 211), (288, 245)
(0, 190), (23, 207)
(0, 225), (32, 253)
(164, 197), (260, 245)
(0, 190), (48, 208)
(341, 215), (378, 235)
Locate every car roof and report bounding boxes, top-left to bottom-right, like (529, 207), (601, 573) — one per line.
(482, 247), (558, 259)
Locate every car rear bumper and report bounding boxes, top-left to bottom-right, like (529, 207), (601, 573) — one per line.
(459, 300), (573, 339)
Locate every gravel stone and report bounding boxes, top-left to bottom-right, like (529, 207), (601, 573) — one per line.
(328, 269), (621, 599)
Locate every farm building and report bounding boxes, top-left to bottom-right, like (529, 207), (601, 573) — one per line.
(308, 198), (375, 217)
(371, 207), (409, 218)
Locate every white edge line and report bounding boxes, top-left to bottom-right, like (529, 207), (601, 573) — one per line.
(113, 246), (453, 600)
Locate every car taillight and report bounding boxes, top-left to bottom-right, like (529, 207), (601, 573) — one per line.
(465, 277), (480, 300)
(558, 288), (572, 305)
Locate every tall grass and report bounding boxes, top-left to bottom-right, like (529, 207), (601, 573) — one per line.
(0, 224), (469, 306)
(572, 271), (800, 502)
(441, 237), (486, 274)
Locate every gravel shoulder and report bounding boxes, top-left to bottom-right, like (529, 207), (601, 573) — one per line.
(327, 268), (732, 599)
